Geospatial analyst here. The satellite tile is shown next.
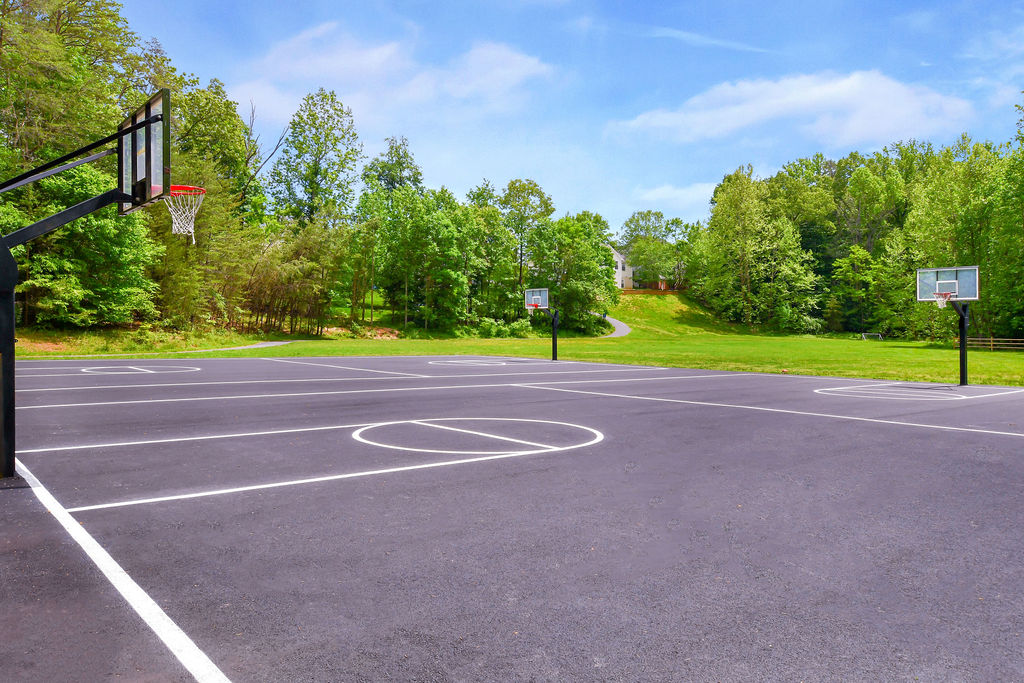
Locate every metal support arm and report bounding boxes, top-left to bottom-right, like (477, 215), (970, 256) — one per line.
(4, 189), (132, 249)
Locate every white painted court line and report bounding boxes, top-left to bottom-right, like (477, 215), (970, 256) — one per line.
(16, 461), (230, 682)
(22, 365), (201, 378)
(264, 357), (428, 377)
(17, 422), (374, 454)
(518, 384), (1024, 439)
(814, 383), (1024, 401)
(411, 420), (556, 450)
(16, 366), (671, 393)
(956, 387), (1024, 400)
(18, 374), (741, 410)
(63, 431), (603, 513)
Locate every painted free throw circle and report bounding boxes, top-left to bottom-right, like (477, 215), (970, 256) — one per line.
(352, 417), (603, 455)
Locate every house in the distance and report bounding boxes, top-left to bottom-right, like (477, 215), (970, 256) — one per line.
(609, 246), (634, 289)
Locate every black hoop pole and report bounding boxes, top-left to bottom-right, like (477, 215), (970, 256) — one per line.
(0, 246), (17, 478)
(539, 308), (559, 361)
(952, 302), (969, 386)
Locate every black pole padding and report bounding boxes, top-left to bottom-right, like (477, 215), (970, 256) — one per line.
(0, 289), (14, 478)
(552, 309), (559, 361)
(958, 302), (969, 386)
(0, 245), (16, 478)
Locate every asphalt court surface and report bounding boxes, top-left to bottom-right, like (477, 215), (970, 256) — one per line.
(4, 355), (1024, 680)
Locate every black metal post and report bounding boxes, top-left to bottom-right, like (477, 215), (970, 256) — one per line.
(0, 289), (14, 478)
(551, 309), (559, 361)
(0, 246), (17, 478)
(536, 307), (560, 361)
(955, 302), (969, 386)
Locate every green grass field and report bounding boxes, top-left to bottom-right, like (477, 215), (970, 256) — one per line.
(17, 294), (1024, 386)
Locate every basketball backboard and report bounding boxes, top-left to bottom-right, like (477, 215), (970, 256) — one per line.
(118, 89), (170, 214)
(916, 266), (979, 302)
(525, 288), (549, 310)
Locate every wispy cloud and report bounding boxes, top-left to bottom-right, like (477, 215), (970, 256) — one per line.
(608, 70), (973, 148)
(228, 23), (554, 128)
(894, 10), (939, 33)
(649, 27), (769, 53)
(961, 24), (1024, 61)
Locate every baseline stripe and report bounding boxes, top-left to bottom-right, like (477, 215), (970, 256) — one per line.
(518, 384), (1024, 438)
(16, 366), (671, 393)
(17, 462), (230, 682)
(19, 374), (739, 410)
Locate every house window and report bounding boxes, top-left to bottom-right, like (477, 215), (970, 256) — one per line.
(620, 262), (625, 271)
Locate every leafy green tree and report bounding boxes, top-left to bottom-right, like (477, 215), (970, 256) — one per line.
(827, 245), (874, 332)
(466, 179), (500, 208)
(905, 135), (1004, 336)
(269, 88), (362, 225)
(766, 158), (837, 278)
(688, 166), (818, 330)
(361, 136), (423, 193)
(628, 235), (676, 287)
(499, 178), (553, 290)
(527, 211), (618, 332)
(836, 165), (906, 254)
(618, 210), (677, 253)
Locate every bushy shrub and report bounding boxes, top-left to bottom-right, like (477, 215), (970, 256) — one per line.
(478, 317), (500, 338)
(509, 319), (532, 338)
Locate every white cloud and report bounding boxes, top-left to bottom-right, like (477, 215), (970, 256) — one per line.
(961, 24), (1024, 61)
(227, 80), (301, 128)
(609, 70), (973, 148)
(257, 22), (412, 83)
(439, 42), (553, 102)
(960, 24), (1024, 112)
(230, 24), (554, 128)
(633, 182), (717, 221)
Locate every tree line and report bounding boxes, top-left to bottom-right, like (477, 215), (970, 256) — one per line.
(617, 130), (1024, 339)
(0, 0), (618, 336)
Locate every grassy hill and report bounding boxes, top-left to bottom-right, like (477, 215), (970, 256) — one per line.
(588, 293), (1022, 386)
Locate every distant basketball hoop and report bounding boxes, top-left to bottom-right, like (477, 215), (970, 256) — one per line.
(165, 185), (205, 244)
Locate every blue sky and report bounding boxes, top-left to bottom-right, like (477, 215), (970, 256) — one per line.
(120, 0), (1024, 232)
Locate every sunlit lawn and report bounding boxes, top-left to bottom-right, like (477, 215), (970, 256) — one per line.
(16, 293), (1024, 387)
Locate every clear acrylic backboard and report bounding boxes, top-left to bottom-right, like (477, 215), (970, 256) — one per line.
(118, 89), (170, 214)
(916, 266), (979, 302)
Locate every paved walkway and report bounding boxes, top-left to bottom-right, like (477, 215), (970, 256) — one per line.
(599, 314), (632, 338)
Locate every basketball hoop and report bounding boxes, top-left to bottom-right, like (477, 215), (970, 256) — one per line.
(934, 292), (953, 309)
(165, 185), (205, 244)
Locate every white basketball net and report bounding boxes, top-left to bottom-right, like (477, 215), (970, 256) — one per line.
(934, 292), (952, 309)
(165, 186), (205, 244)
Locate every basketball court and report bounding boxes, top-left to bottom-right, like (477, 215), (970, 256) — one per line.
(4, 355), (1024, 680)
